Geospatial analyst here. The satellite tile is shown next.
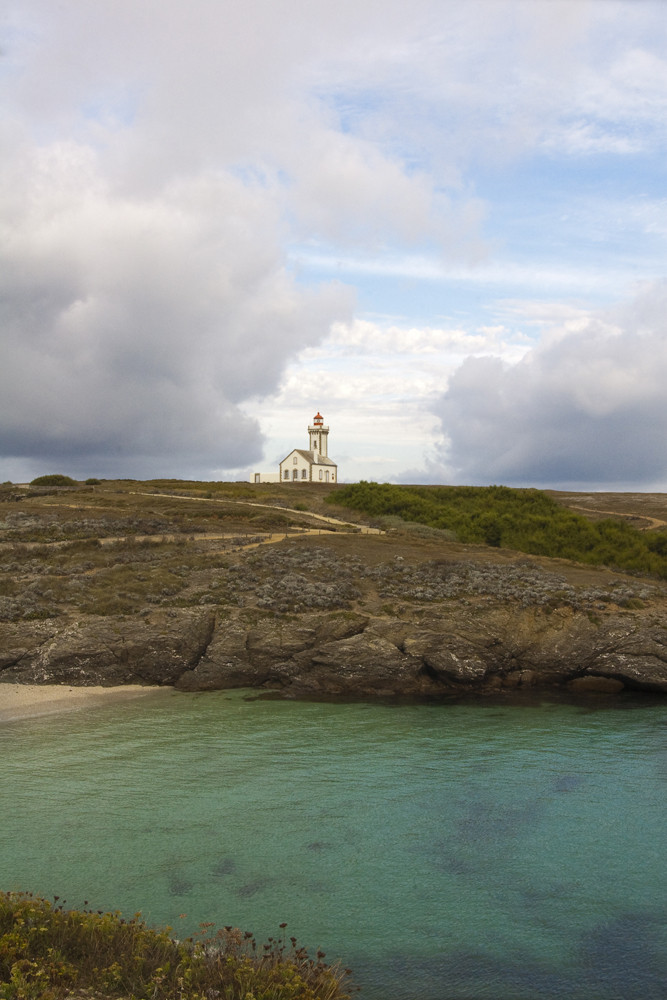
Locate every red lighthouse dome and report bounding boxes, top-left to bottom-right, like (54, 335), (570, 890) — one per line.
(313, 412), (324, 426)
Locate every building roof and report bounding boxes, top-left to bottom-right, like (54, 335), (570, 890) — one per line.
(281, 449), (337, 467)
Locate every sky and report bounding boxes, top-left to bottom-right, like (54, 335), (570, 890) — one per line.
(2, 0), (667, 488)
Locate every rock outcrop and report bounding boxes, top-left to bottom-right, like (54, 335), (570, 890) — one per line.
(2, 602), (667, 697)
(0, 610), (215, 686)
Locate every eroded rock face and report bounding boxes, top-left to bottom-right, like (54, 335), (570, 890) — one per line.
(304, 632), (423, 694)
(0, 610), (215, 686)
(2, 604), (667, 696)
(403, 631), (491, 682)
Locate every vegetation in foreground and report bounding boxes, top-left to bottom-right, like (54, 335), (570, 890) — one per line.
(0, 892), (353, 1000)
(328, 482), (667, 578)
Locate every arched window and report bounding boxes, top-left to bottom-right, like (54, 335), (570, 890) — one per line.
(319, 470), (323, 480)
(283, 470), (289, 480)
(293, 455), (298, 464)
(301, 469), (307, 479)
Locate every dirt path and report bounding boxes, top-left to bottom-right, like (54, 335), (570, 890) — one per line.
(94, 528), (336, 549)
(0, 526), (342, 553)
(567, 504), (667, 530)
(130, 491), (383, 534)
(8, 490), (381, 551)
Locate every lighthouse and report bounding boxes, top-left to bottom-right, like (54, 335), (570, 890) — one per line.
(251, 412), (338, 484)
(308, 412), (329, 456)
(278, 411), (338, 483)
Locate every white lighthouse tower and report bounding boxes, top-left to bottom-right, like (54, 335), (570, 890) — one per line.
(308, 411), (329, 457)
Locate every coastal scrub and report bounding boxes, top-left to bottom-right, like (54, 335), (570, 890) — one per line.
(329, 482), (667, 577)
(0, 892), (353, 1000)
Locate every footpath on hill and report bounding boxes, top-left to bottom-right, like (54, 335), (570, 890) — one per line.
(130, 490), (384, 533)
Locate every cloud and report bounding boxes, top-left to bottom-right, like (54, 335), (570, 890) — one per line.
(0, 140), (351, 478)
(0, 0), (498, 481)
(312, 318), (516, 357)
(240, 316), (533, 486)
(431, 281), (667, 487)
(2, 1), (667, 483)
(12, 0), (657, 250)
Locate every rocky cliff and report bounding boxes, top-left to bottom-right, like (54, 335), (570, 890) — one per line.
(4, 506), (667, 699)
(2, 600), (666, 697)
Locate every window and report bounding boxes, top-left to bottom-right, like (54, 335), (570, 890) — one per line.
(319, 470), (323, 480)
(293, 456), (298, 464)
(301, 469), (307, 479)
(254, 473), (260, 483)
(283, 470), (289, 480)
(331, 474), (335, 481)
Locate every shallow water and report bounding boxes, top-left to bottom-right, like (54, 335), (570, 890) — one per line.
(1, 689), (665, 999)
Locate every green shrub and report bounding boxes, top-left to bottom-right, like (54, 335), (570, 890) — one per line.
(328, 482), (667, 578)
(84, 477), (102, 485)
(29, 475), (77, 487)
(0, 891), (353, 1000)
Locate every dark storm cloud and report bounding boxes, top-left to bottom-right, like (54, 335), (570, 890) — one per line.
(432, 282), (667, 487)
(0, 149), (351, 478)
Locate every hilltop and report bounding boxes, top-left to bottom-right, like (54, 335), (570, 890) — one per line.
(1, 479), (667, 697)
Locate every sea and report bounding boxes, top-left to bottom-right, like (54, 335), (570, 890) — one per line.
(1, 688), (665, 1000)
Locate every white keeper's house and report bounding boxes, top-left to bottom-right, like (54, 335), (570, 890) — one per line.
(251, 412), (338, 484)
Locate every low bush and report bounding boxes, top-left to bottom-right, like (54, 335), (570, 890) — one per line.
(0, 891), (353, 1000)
(29, 475), (77, 487)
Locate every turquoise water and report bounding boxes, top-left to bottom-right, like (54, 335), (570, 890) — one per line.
(1, 690), (665, 999)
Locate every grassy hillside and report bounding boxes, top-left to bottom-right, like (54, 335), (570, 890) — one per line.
(3, 478), (667, 626)
(327, 482), (667, 578)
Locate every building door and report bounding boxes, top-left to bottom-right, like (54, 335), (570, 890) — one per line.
(293, 469), (298, 480)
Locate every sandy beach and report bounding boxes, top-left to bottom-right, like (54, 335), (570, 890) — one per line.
(0, 683), (168, 723)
